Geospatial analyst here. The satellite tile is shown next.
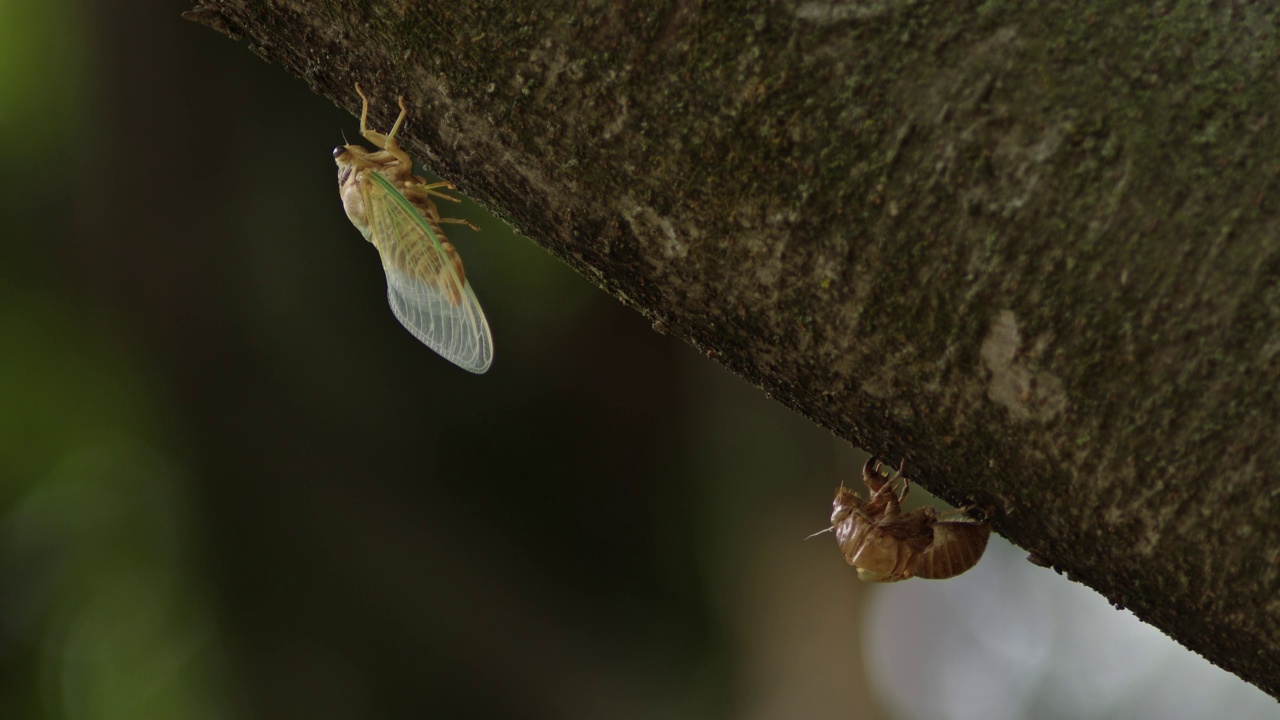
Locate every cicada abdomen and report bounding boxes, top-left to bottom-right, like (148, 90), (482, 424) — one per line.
(907, 517), (991, 580)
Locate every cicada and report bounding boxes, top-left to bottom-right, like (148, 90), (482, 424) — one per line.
(826, 458), (990, 582)
(333, 84), (494, 373)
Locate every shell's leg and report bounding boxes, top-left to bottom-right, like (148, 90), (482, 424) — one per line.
(869, 465), (896, 500)
(882, 459), (910, 504)
(937, 504), (987, 522)
(862, 459), (905, 520)
(862, 457), (888, 493)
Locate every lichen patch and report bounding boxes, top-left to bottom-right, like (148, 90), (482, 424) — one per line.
(980, 310), (1068, 422)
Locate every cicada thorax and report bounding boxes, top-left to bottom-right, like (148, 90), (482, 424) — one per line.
(335, 141), (409, 234)
(840, 511), (934, 583)
(832, 486), (915, 583)
(832, 487), (870, 559)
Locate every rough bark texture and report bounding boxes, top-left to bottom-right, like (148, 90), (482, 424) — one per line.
(185, 0), (1280, 699)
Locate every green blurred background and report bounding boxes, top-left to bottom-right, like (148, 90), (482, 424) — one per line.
(0, 2), (1275, 719)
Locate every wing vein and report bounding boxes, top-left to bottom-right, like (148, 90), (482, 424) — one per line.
(362, 171), (494, 373)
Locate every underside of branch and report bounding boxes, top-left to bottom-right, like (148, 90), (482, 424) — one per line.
(186, 0), (1280, 698)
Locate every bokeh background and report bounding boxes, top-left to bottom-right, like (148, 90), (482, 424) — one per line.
(2, 2), (1277, 719)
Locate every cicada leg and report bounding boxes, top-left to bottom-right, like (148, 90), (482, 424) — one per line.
(425, 195), (481, 232)
(353, 84), (416, 173)
(387, 96), (408, 140)
(435, 216), (481, 231)
(354, 83), (406, 149)
(412, 179), (462, 202)
(403, 179), (482, 232)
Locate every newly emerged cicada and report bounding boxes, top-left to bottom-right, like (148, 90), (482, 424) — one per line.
(333, 84), (493, 373)
(826, 458), (990, 582)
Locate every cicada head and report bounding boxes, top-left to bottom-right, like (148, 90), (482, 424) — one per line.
(832, 486), (875, 563)
(831, 486), (864, 527)
(333, 145), (375, 234)
(333, 145), (357, 183)
(334, 144), (376, 189)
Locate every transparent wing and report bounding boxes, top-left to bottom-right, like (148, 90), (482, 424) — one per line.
(362, 171), (494, 373)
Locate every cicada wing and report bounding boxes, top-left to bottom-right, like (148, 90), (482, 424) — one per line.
(383, 265), (494, 373)
(361, 171), (494, 373)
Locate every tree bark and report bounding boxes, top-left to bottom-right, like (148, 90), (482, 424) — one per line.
(185, 0), (1280, 699)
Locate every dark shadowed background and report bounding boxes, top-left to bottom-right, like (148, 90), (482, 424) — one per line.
(1, 2), (1275, 719)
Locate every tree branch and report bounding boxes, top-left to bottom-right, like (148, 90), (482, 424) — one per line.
(186, 0), (1280, 698)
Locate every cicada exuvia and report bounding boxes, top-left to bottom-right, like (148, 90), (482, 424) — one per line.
(333, 84), (493, 373)
(825, 458), (990, 582)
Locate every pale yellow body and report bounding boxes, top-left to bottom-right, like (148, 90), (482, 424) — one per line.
(332, 84), (494, 373)
(333, 85), (476, 305)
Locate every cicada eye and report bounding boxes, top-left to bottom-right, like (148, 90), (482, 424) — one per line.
(333, 146), (347, 159)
